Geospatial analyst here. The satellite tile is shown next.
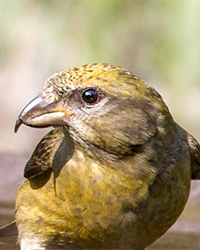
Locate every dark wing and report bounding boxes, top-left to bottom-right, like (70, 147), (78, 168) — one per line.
(0, 129), (73, 237)
(0, 221), (17, 237)
(187, 133), (200, 180)
(24, 129), (65, 178)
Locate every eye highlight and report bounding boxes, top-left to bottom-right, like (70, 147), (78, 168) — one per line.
(81, 88), (100, 105)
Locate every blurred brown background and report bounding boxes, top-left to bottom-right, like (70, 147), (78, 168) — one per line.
(0, 1), (200, 249)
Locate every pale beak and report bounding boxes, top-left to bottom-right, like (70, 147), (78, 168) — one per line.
(14, 95), (72, 132)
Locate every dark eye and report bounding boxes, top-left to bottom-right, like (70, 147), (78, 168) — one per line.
(81, 88), (100, 104)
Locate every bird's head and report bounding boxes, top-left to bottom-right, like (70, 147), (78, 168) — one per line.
(15, 63), (173, 162)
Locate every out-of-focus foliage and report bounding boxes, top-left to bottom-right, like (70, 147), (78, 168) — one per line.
(0, 0), (200, 153)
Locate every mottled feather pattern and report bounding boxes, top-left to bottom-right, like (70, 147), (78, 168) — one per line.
(24, 129), (64, 178)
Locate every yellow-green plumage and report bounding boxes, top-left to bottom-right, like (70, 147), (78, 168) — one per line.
(11, 64), (200, 249)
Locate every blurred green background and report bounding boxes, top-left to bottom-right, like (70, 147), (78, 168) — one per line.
(0, 0), (200, 249)
(0, 0), (200, 153)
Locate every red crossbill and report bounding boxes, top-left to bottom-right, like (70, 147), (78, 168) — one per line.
(0, 63), (200, 249)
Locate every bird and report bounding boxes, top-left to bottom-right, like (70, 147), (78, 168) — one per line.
(0, 63), (200, 249)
